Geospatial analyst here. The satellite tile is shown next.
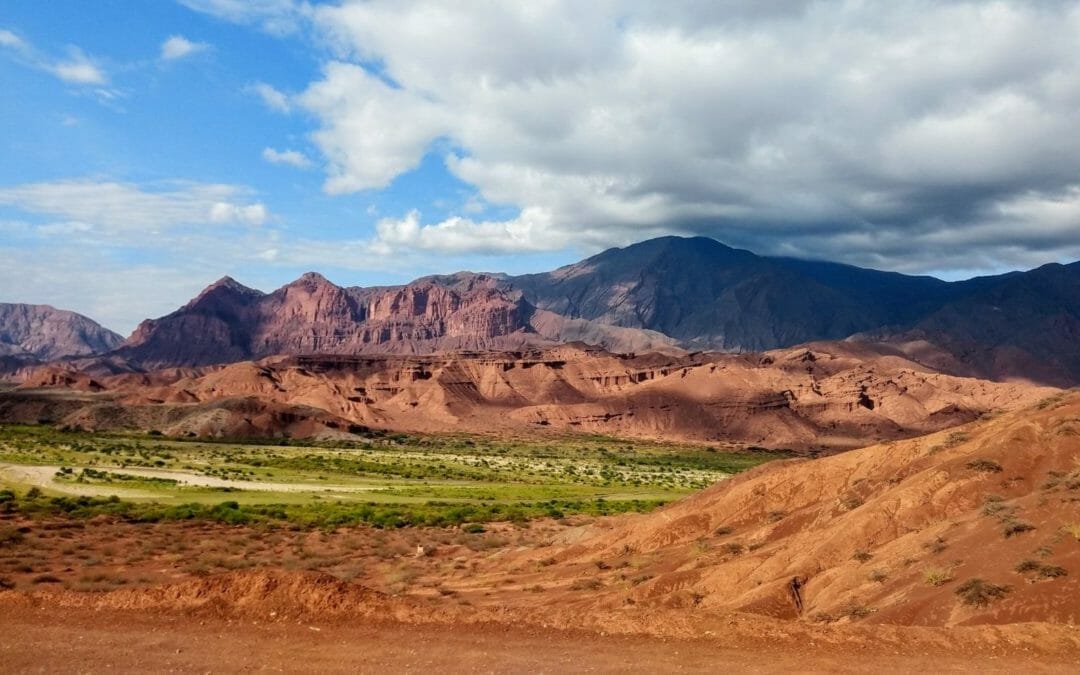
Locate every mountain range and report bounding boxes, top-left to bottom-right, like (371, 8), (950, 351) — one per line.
(4, 236), (1078, 385)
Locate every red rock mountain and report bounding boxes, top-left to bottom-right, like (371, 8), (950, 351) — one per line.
(0, 303), (122, 363)
(116, 273), (678, 369)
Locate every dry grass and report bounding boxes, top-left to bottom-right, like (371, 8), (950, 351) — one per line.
(924, 567), (954, 586)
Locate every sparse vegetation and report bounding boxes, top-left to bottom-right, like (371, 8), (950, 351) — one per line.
(922, 536), (948, 554)
(1003, 520), (1036, 538)
(966, 458), (1003, 473)
(852, 549), (873, 563)
(719, 542), (744, 556)
(1062, 523), (1080, 541)
(570, 578), (603, 591)
(766, 510), (787, 522)
(955, 578), (1011, 607)
(1016, 560), (1067, 579)
(923, 567), (954, 586)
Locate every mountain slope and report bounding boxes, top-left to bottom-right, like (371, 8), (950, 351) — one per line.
(884, 262), (1080, 386)
(0, 303), (122, 362)
(510, 237), (957, 351)
(501, 391), (1080, 626)
(509, 236), (1080, 383)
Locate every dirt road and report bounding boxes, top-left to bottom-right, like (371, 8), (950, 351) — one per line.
(2, 606), (1075, 674)
(0, 462), (387, 495)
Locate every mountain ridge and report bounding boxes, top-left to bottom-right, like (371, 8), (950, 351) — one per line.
(4, 236), (1077, 385)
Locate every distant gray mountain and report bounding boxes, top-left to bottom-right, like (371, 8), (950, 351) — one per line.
(0, 303), (122, 362)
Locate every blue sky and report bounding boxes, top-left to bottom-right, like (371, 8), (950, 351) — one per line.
(2, 1), (1079, 333)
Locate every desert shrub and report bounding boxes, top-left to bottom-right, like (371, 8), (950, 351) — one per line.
(570, 578), (603, 591)
(841, 494), (864, 510)
(766, 510), (787, 522)
(966, 459), (1003, 473)
(869, 569), (888, 583)
(1039, 565), (1068, 579)
(714, 526), (734, 536)
(1003, 520), (1035, 538)
(1017, 559), (1068, 579)
(981, 501), (1011, 517)
(0, 527), (25, 546)
(955, 578), (1011, 607)
(922, 536), (948, 554)
(720, 542), (745, 556)
(924, 567), (954, 586)
(842, 604), (875, 619)
(31, 574), (62, 584)
(852, 549), (873, 563)
(1062, 523), (1080, 541)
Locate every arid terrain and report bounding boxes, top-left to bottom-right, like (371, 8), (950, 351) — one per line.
(0, 239), (1077, 671)
(2, 391), (1078, 671)
(2, 341), (1059, 452)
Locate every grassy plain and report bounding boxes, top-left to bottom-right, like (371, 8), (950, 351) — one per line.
(0, 424), (785, 528)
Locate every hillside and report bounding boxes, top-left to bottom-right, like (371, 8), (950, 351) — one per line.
(5, 342), (1057, 451)
(471, 391), (1080, 626)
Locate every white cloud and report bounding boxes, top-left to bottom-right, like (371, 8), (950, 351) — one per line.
(248, 81), (291, 112)
(262, 147), (312, 169)
(284, 0), (1080, 273)
(298, 61), (448, 193)
(48, 48), (107, 85)
(372, 208), (558, 255)
(0, 31), (110, 87)
(0, 178), (270, 232)
(37, 220), (94, 236)
(209, 201), (268, 225)
(0, 28), (28, 51)
(179, 0), (307, 35)
(160, 35), (209, 60)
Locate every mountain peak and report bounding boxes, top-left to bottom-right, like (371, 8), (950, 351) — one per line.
(183, 276), (263, 310)
(288, 271), (335, 287)
(207, 275), (246, 291)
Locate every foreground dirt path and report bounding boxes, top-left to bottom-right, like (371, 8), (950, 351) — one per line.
(1, 607), (1076, 674)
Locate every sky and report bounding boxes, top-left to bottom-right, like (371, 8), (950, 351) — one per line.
(2, 1), (1079, 335)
